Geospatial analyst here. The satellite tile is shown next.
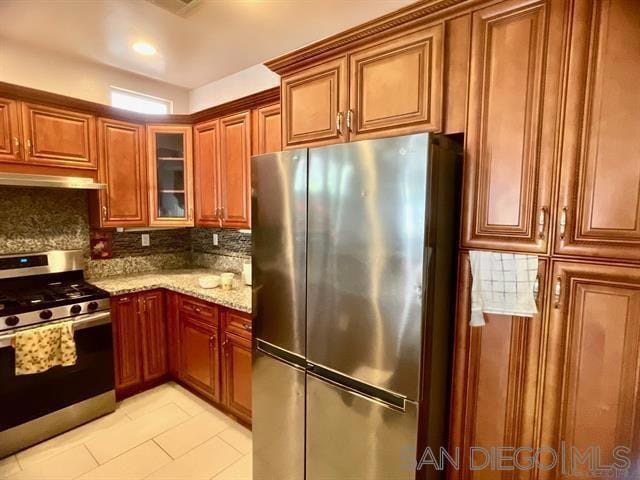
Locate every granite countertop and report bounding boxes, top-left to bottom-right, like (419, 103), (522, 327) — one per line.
(90, 269), (252, 313)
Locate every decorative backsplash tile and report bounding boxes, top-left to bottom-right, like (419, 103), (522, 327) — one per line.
(0, 187), (252, 279)
(0, 186), (90, 256)
(191, 228), (251, 258)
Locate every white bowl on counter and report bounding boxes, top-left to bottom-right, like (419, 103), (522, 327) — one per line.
(198, 275), (220, 289)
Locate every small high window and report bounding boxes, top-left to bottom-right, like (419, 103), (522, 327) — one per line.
(110, 87), (172, 114)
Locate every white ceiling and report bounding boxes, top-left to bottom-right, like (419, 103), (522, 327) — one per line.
(0, 0), (415, 89)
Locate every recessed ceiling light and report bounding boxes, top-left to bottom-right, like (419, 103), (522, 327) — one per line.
(132, 42), (157, 56)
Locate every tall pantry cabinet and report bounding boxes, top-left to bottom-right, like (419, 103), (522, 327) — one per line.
(449, 0), (640, 477)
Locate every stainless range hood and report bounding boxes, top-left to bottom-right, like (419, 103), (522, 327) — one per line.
(0, 173), (106, 190)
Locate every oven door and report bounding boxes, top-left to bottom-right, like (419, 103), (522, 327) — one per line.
(0, 311), (115, 433)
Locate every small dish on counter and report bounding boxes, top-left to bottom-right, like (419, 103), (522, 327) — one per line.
(198, 275), (220, 289)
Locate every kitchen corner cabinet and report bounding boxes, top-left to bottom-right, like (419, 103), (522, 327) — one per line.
(194, 112), (251, 229)
(554, 0), (640, 263)
(252, 103), (282, 155)
(147, 125), (194, 227)
(178, 296), (221, 403)
(112, 291), (168, 399)
(280, 24), (443, 148)
(221, 310), (252, 423)
(92, 118), (147, 228)
(461, 0), (565, 254)
(448, 253), (547, 480)
(194, 119), (222, 226)
(219, 111), (251, 229)
(538, 261), (640, 477)
(0, 97), (22, 163)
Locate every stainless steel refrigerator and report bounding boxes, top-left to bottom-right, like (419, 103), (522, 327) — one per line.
(252, 133), (460, 480)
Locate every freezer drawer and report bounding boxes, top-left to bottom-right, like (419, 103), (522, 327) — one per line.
(253, 348), (305, 480)
(306, 372), (419, 480)
(307, 134), (429, 399)
(252, 149), (307, 356)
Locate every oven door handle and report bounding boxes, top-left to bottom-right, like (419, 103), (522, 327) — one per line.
(0, 311), (111, 348)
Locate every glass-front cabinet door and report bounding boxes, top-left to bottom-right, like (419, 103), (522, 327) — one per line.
(147, 125), (194, 226)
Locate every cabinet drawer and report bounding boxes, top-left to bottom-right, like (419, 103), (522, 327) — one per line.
(179, 296), (218, 324)
(225, 310), (252, 339)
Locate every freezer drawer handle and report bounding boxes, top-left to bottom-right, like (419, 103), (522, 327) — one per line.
(308, 362), (407, 412)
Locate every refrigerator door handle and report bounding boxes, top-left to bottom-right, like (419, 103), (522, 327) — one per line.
(256, 339), (307, 371)
(307, 362), (407, 412)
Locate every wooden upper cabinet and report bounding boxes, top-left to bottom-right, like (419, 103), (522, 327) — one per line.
(282, 56), (349, 148)
(219, 111), (251, 229)
(194, 119), (222, 227)
(538, 261), (640, 479)
(20, 102), (97, 169)
(461, 0), (565, 254)
(252, 103), (282, 155)
(95, 118), (147, 227)
(147, 125), (194, 227)
(112, 295), (142, 396)
(139, 290), (167, 382)
(555, 0), (640, 263)
(0, 97), (22, 163)
(179, 312), (221, 403)
(449, 253), (547, 479)
(348, 24), (443, 141)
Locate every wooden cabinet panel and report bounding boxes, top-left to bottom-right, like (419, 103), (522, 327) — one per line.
(219, 111), (251, 229)
(147, 125), (194, 227)
(461, 0), (564, 253)
(194, 119), (222, 227)
(222, 331), (252, 423)
(252, 103), (282, 155)
(538, 261), (640, 479)
(282, 56), (348, 148)
(139, 290), (167, 382)
(555, 0), (640, 262)
(443, 14), (470, 135)
(349, 25), (443, 141)
(179, 312), (221, 403)
(96, 118), (147, 227)
(0, 97), (22, 163)
(112, 295), (142, 396)
(20, 102), (97, 169)
(449, 253), (547, 479)
(166, 292), (180, 378)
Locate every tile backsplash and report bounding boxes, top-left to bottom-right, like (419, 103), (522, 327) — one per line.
(0, 186), (251, 278)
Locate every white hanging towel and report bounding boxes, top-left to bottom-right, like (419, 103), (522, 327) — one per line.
(469, 251), (539, 327)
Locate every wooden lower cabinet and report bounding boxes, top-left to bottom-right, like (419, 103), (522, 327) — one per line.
(112, 290), (168, 398)
(178, 310), (221, 403)
(537, 260), (640, 479)
(222, 310), (252, 424)
(449, 253), (547, 479)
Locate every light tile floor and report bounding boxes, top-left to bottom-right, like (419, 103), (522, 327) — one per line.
(1, 382), (252, 480)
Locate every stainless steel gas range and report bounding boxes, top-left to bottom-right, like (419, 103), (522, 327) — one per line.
(0, 250), (115, 457)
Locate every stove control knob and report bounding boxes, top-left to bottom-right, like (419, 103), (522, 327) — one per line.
(70, 305), (82, 315)
(5, 316), (19, 327)
(88, 301), (99, 311)
(40, 310), (53, 320)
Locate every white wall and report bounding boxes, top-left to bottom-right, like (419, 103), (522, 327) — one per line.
(189, 64), (279, 112)
(0, 38), (190, 113)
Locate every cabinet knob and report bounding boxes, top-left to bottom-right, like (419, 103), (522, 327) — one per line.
(195, 307), (201, 313)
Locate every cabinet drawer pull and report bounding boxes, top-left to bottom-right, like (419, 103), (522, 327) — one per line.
(559, 206), (568, 240)
(102, 206), (108, 220)
(26, 139), (32, 155)
(13, 137), (20, 156)
(336, 112), (343, 135)
(242, 324), (252, 331)
(533, 275), (540, 298)
(538, 207), (546, 239)
(553, 276), (562, 309)
(195, 307), (201, 313)
(346, 109), (354, 132)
